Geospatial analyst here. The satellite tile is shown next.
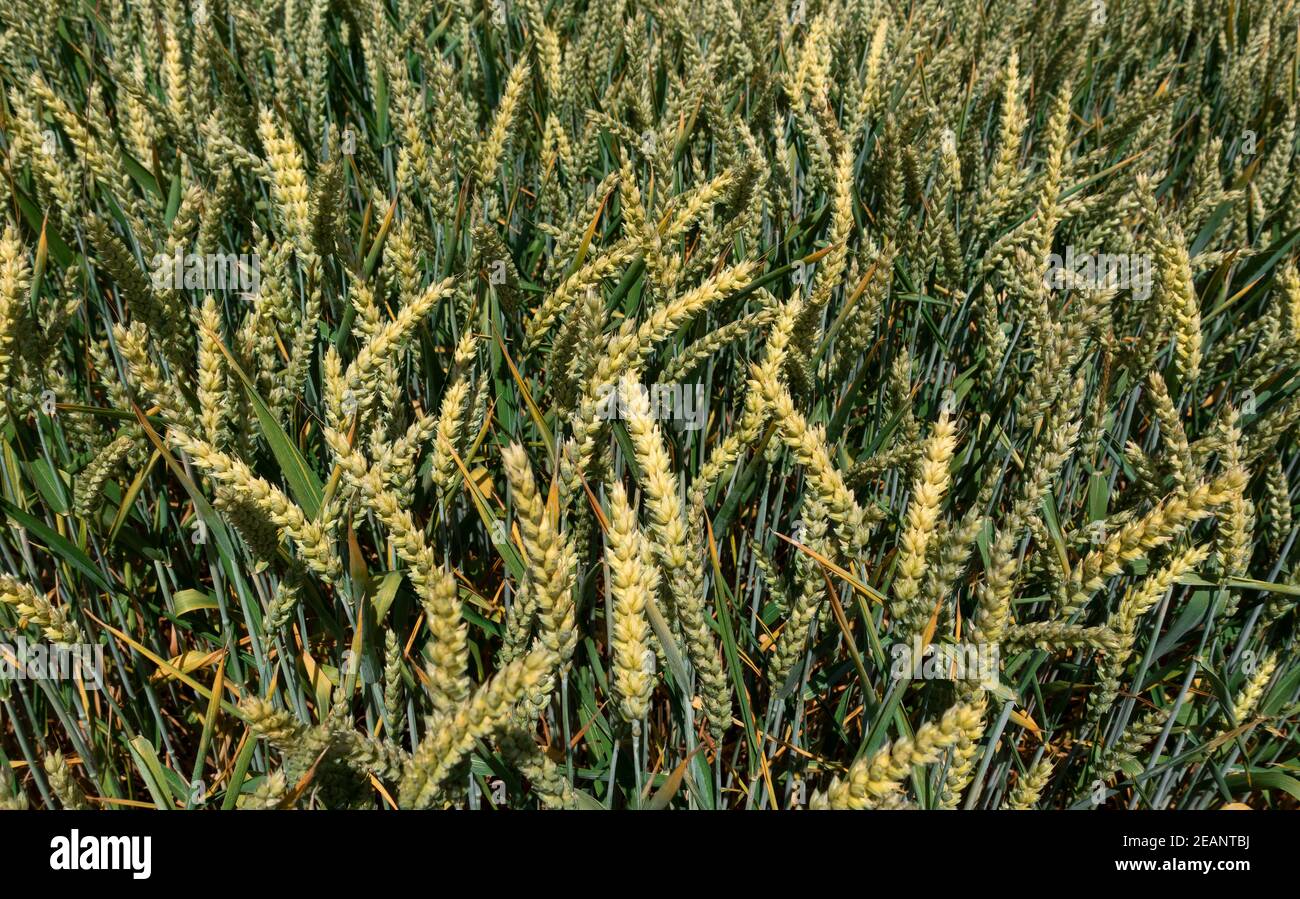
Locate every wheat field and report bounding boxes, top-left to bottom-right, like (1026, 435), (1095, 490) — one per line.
(0, 0), (1298, 811)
